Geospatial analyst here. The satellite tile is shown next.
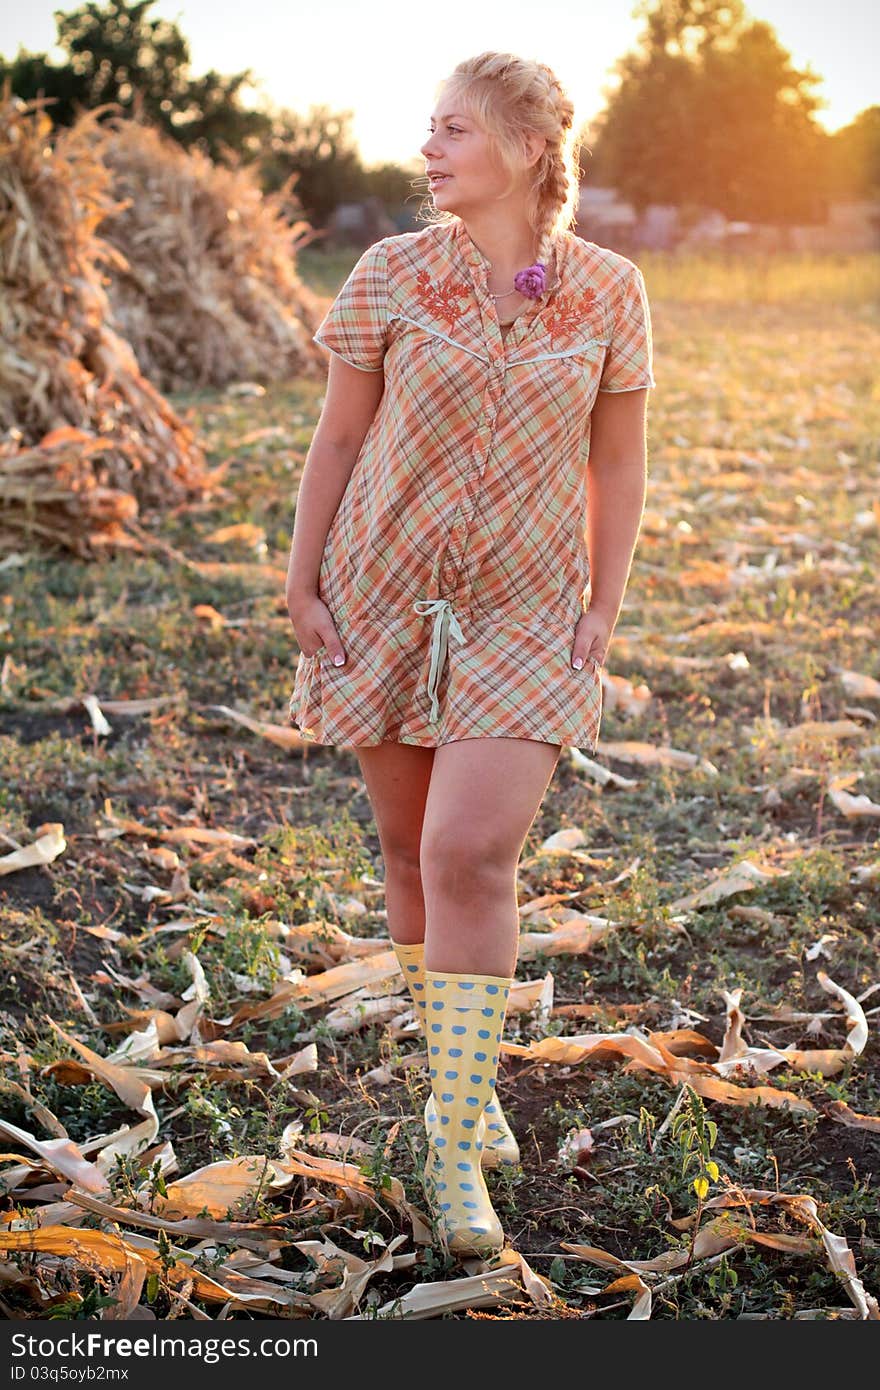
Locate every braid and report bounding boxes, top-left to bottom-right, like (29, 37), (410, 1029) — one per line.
(419, 52), (583, 267)
(535, 147), (569, 267)
(533, 66), (576, 268)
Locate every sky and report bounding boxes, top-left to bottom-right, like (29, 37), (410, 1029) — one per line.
(1, 0), (877, 168)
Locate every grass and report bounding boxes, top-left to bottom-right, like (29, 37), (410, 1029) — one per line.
(0, 249), (878, 1321)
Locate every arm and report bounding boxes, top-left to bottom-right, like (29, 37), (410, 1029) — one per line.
(285, 352), (385, 603)
(584, 386), (649, 640)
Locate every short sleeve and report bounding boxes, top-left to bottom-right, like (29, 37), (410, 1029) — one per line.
(312, 239), (389, 372)
(598, 264), (656, 393)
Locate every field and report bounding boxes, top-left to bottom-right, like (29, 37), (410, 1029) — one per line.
(1, 249), (879, 1321)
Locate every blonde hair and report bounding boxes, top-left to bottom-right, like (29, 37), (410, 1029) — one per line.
(418, 52), (582, 267)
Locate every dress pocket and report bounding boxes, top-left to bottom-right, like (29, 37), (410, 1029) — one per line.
(288, 651), (320, 729)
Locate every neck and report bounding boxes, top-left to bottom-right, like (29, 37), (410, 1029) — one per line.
(458, 211), (541, 280)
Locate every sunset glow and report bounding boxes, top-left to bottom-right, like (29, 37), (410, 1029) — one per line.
(1, 0), (876, 168)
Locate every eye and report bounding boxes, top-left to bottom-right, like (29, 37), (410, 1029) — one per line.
(428, 125), (462, 135)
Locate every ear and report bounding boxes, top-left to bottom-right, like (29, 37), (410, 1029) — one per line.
(524, 131), (547, 169)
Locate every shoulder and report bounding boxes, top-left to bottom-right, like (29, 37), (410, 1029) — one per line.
(377, 224), (451, 275)
(367, 225), (461, 318)
(562, 232), (645, 301)
(343, 231), (443, 291)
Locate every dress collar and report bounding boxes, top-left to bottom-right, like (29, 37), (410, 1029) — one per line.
(451, 216), (566, 302)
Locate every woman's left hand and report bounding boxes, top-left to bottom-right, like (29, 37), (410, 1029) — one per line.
(571, 610), (611, 670)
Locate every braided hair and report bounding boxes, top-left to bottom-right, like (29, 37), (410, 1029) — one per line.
(418, 52), (582, 270)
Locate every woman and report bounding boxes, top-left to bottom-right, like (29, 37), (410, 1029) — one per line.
(286, 51), (655, 1259)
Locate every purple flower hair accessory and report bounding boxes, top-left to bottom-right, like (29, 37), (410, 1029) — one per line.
(513, 262), (547, 300)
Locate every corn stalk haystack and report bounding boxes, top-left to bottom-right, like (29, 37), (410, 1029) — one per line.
(92, 115), (328, 392)
(0, 93), (214, 557)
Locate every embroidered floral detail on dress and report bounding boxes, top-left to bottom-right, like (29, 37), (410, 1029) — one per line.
(543, 286), (602, 350)
(414, 268), (472, 332)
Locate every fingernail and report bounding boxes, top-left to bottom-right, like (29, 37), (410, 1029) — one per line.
(334, 654), (345, 666)
(573, 657), (583, 670)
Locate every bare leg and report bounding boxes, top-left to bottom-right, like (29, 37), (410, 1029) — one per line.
(420, 737), (562, 977)
(353, 743), (435, 945)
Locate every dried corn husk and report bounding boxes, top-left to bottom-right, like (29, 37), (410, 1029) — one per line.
(91, 115), (327, 391)
(0, 93), (211, 555)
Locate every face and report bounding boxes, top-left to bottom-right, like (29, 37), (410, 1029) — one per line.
(419, 91), (514, 214)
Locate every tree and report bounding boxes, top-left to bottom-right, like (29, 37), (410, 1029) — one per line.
(828, 106), (880, 201)
(258, 105), (371, 227)
(586, 0), (850, 222)
(0, 0), (271, 159)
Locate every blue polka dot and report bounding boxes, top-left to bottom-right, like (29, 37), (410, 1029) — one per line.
(440, 1202), (451, 1211)
(460, 1182), (474, 1191)
(488, 1078), (496, 1087)
(489, 1123), (502, 1132)
(431, 1024), (442, 1033)
(495, 1033), (502, 1041)
(491, 1055), (498, 1064)
(429, 1069), (437, 1078)
(486, 984), (499, 994)
(463, 1201), (478, 1210)
(478, 1029), (490, 1039)
(481, 1008), (494, 1017)
(458, 982), (475, 990)
(435, 1138), (447, 1147)
(441, 1093), (454, 1102)
(432, 1002), (444, 1011)
(456, 1162), (471, 1171)
(470, 1074), (482, 1084)
(457, 1141), (471, 1151)
(430, 1046), (440, 1055)
(434, 981), (447, 989)
(485, 1103), (496, 1113)
(449, 1047), (462, 1057)
(462, 1118), (476, 1129)
(475, 1051), (487, 1062)
(444, 1071), (458, 1080)
(469, 1225), (487, 1234)
(454, 1007), (470, 1014)
(465, 1097), (480, 1107)
(413, 982), (424, 991)
(436, 1182), (447, 1191)
(475, 1140), (484, 1151)
(407, 964), (418, 972)
(441, 1115), (450, 1125)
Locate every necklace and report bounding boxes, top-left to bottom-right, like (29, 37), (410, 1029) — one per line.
(486, 242), (558, 302)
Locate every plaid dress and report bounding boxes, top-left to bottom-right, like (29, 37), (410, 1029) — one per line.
(289, 217), (655, 750)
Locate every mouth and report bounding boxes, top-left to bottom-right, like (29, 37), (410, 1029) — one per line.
(428, 174), (453, 187)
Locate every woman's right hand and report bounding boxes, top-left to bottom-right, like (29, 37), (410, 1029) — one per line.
(287, 592), (346, 666)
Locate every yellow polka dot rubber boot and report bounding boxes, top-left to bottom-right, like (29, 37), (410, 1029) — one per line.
(421, 968), (513, 1259)
(391, 940), (520, 1168)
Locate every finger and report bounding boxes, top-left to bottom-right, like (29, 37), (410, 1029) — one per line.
(321, 629), (346, 666)
(572, 649), (602, 670)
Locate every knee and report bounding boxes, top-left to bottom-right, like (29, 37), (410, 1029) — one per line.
(381, 838), (424, 882)
(419, 824), (513, 895)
